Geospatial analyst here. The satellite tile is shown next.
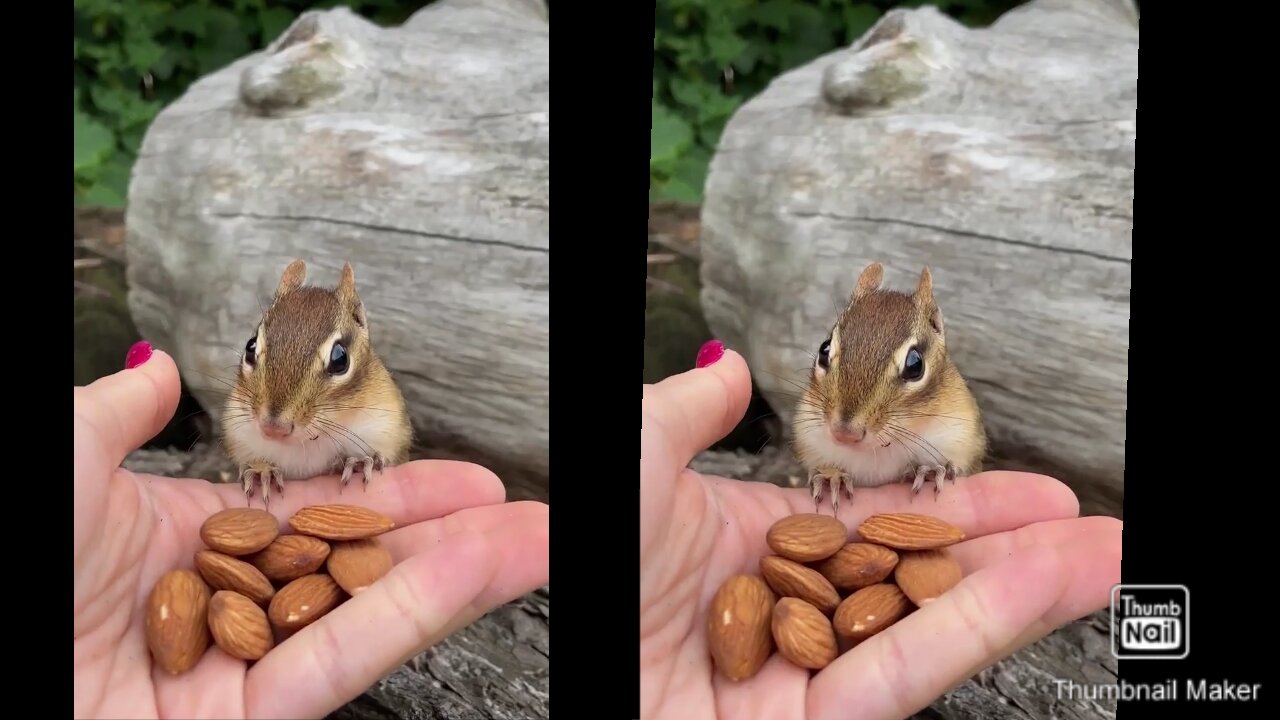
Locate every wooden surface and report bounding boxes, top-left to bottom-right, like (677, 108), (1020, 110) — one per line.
(697, 0), (1136, 519)
(124, 0), (550, 499)
(124, 444), (550, 720)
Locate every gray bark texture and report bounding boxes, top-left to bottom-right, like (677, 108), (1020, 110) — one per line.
(123, 0), (550, 499)
(697, 0), (1136, 519)
(123, 445), (550, 720)
(690, 448), (1119, 720)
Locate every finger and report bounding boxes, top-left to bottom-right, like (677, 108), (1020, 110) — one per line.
(73, 344), (182, 473)
(207, 459), (507, 527)
(642, 345), (752, 470)
(713, 652), (809, 719)
(244, 502), (548, 719)
(378, 500), (548, 563)
(947, 515), (1122, 575)
(808, 521), (1122, 720)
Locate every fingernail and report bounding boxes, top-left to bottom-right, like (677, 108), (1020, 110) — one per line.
(125, 340), (154, 369)
(696, 339), (725, 369)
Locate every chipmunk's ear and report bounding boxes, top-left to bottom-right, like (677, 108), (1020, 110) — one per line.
(276, 259), (306, 298)
(915, 267), (944, 336)
(915, 266), (934, 302)
(851, 262), (884, 303)
(337, 261), (367, 327)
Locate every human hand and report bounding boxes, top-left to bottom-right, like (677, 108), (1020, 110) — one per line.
(640, 343), (1121, 720)
(74, 343), (550, 719)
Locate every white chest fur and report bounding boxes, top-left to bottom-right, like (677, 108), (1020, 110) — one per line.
(226, 411), (399, 481)
(795, 417), (972, 487)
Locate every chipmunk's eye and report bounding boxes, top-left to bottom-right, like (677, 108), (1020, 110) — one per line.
(327, 342), (349, 375)
(817, 338), (831, 370)
(244, 337), (257, 367)
(902, 347), (924, 382)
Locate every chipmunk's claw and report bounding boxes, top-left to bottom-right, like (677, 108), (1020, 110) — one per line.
(338, 453), (386, 492)
(808, 466), (850, 515)
(909, 464), (951, 500)
(937, 463), (957, 495)
(240, 463), (284, 508)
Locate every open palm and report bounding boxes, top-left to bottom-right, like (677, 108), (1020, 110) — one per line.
(73, 349), (549, 720)
(640, 349), (1121, 720)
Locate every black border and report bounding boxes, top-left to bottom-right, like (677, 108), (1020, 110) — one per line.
(549, 1), (653, 717)
(1116, 1), (1273, 716)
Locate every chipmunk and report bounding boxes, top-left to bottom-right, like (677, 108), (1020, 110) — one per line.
(221, 259), (413, 507)
(791, 262), (987, 513)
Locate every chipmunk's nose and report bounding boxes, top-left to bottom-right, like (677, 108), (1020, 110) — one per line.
(830, 422), (866, 446)
(260, 413), (295, 440)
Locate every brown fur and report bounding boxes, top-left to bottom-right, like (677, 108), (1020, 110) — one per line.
(223, 259), (412, 468)
(795, 262), (987, 475)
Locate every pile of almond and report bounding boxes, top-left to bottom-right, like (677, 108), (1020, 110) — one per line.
(145, 504), (397, 674)
(707, 512), (966, 680)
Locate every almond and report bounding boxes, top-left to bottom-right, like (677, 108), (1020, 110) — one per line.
(771, 597), (838, 670)
(208, 590), (275, 661)
(145, 569), (212, 674)
(248, 535), (332, 582)
(856, 513), (965, 550)
(765, 514), (848, 563)
(200, 508), (280, 556)
(759, 556), (840, 615)
(287, 505), (396, 540)
(268, 574), (344, 631)
(814, 542), (899, 591)
(327, 538), (395, 595)
(832, 583), (912, 645)
(706, 574), (775, 681)
(194, 550), (275, 604)
(894, 548), (963, 607)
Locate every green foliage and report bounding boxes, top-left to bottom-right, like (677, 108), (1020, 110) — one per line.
(73, 0), (428, 208)
(650, 0), (1027, 202)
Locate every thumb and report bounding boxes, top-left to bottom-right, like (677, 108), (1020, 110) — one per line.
(74, 341), (183, 472)
(642, 340), (753, 469)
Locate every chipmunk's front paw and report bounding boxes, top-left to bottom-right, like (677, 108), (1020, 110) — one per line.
(909, 463), (956, 498)
(809, 466), (854, 514)
(338, 452), (387, 491)
(240, 462), (285, 508)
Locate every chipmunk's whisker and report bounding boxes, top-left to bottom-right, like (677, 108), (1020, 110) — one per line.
(313, 416), (376, 457)
(887, 410), (971, 423)
(883, 423), (947, 466)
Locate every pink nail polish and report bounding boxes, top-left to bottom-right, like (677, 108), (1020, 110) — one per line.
(125, 340), (154, 369)
(696, 340), (725, 369)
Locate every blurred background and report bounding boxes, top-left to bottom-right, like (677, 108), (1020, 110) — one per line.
(650, 0), (1028, 205)
(74, 0), (439, 449)
(649, 0), (1032, 452)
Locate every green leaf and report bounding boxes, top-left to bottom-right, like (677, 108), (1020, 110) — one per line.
(258, 7), (297, 44)
(123, 34), (166, 72)
(74, 108), (116, 175)
(90, 154), (134, 207)
(668, 76), (708, 109)
(778, 4), (839, 70)
(706, 31), (748, 67)
(843, 4), (882, 39)
(170, 4), (214, 37)
(669, 145), (711, 200)
(191, 7), (253, 74)
(651, 101), (694, 168)
(81, 171), (129, 207)
(752, 0), (795, 31)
